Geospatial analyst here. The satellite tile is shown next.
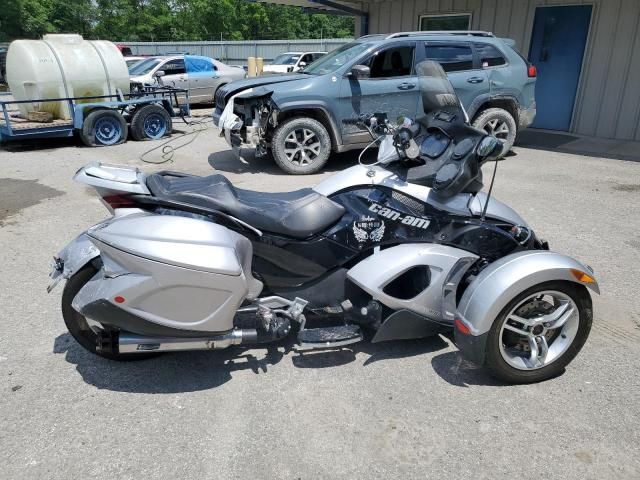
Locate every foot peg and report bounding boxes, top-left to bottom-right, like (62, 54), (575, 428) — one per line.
(297, 325), (363, 349)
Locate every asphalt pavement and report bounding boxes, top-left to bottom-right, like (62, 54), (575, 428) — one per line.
(1, 116), (639, 479)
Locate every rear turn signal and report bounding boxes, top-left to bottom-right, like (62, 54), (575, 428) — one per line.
(454, 319), (471, 335)
(101, 194), (137, 211)
(570, 269), (596, 284)
(528, 65), (537, 78)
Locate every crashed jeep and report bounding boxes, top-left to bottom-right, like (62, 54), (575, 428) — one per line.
(213, 36), (536, 175)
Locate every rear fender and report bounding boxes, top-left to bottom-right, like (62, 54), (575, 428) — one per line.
(455, 250), (599, 363)
(48, 233), (100, 292)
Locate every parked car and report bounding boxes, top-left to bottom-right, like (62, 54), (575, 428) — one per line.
(214, 32), (536, 174)
(129, 55), (245, 104)
(124, 56), (147, 70)
(116, 44), (133, 57)
(263, 51), (327, 74)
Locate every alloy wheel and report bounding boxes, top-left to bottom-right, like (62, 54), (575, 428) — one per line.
(499, 291), (580, 370)
(283, 128), (322, 165)
(482, 118), (511, 141)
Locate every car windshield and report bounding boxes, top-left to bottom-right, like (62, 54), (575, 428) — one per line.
(272, 54), (300, 65)
(303, 42), (372, 75)
(129, 58), (162, 75)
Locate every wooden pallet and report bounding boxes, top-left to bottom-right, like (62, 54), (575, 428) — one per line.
(7, 115), (73, 131)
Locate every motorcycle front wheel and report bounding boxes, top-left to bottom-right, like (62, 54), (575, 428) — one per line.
(485, 281), (593, 383)
(61, 262), (160, 361)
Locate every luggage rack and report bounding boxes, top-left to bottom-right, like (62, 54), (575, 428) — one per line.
(0, 87), (191, 144)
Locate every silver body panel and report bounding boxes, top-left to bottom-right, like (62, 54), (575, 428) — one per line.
(347, 244), (478, 321)
(314, 164), (528, 224)
(457, 250), (599, 336)
(68, 213), (262, 333)
(74, 162), (150, 196)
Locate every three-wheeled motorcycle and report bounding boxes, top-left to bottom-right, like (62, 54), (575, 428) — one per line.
(49, 61), (599, 383)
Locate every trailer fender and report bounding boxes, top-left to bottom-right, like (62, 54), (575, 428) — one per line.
(454, 251), (599, 364)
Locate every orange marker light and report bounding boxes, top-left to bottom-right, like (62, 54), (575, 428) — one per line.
(455, 319), (471, 335)
(570, 269), (595, 284)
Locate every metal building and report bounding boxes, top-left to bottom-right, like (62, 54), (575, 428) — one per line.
(262, 0), (640, 141)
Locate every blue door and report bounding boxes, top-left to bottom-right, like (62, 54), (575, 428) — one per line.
(529, 5), (592, 130)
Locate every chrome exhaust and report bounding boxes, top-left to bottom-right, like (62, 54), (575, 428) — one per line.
(116, 329), (258, 353)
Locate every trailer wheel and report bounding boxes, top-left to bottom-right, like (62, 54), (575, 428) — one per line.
(130, 104), (172, 141)
(80, 109), (128, 147)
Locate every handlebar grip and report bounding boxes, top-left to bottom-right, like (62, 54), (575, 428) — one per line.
(342, 118), (362, 126)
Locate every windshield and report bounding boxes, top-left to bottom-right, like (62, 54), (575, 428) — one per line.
(304, 42), (372, 75)
(416, 60), (466, 120)
(272, 54), (300, 65)
(129, 58), (162, 75)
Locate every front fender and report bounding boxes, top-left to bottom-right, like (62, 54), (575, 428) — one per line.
(454, 251), (599, 363)
(457, 251), (599, 337)
(47, 233), (100, 292)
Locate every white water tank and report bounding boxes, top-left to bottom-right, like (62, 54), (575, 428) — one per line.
(6, 34), (130, 120)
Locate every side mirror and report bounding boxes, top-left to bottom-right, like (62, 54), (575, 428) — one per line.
(154, 70), (166, 78)
(298, 61), (307, 68)
(477, 135), (503, 161)
(348, 64), (370, 79)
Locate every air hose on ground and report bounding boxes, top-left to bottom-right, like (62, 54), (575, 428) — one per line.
(139, 112), (212, 165)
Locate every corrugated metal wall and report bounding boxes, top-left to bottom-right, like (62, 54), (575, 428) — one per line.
(124, 39), (351, 65)
(366, 0), (640, 141)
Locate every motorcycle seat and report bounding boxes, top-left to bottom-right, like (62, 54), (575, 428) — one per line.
(146, 173), (345, 239)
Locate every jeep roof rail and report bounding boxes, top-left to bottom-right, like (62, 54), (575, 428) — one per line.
(386, 31), (495, 39)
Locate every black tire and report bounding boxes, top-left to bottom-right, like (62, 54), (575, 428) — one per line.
(62, 263), (160, 361)
(79, 109), (128, 147)
(472, 107), (517, 157)
(130, 104), (172, 141)
(271, 117), (331, 174)
(485, 281), (592, 384)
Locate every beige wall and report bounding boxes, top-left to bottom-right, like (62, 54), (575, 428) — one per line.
(366, 0), (640, 141)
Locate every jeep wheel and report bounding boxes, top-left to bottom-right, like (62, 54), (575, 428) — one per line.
(271, 117), (331, 174)
(472, 108), (517, 157)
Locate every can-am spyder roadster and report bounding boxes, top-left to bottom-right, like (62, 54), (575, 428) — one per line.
(49, 61), (599, 383)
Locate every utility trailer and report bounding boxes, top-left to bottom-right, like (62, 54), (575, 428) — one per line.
(0, 87), (191, 146)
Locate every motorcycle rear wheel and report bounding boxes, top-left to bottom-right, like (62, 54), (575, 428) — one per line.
(61, 262), (160, 361)
(485, 281), (592, 383)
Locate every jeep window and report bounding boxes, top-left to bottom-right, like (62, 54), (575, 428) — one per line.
(365, 46), (415, 78)
(425, 44), (473, 72)
(475, 43), (506, 67)
(303, 42), (372, 75)
(272, 54), (300, 65)
(162, 59), (186, 75)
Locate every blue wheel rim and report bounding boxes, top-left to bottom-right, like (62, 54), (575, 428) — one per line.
(143, 113), (167, 139)
(94, 117), (123, 145)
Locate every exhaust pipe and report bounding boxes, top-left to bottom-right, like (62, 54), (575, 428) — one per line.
(100, 329), (258, 354)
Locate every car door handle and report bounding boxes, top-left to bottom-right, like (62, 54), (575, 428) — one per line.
(397, 83), (416, 90)
(467, 76), (485, 84)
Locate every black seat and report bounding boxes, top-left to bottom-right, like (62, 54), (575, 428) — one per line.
(146, 173), (345, 239)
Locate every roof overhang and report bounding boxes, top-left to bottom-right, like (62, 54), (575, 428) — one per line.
(253, 0), (367, 17)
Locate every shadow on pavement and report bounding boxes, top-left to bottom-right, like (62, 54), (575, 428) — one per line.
(207, 148), (368, 176)
(515, 129), (640, 162)
(55, 330), (507, 392)
(0, 136), (78, 153)
(54, 332), (292, 393)
(430, 351), (509, 388)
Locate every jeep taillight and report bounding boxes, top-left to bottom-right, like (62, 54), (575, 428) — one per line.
(528, 64), (537, 78)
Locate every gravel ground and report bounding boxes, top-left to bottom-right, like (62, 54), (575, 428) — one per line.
(0, 114), (639, 479)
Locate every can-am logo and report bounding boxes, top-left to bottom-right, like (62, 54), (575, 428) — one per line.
(369, 203), (430, 229)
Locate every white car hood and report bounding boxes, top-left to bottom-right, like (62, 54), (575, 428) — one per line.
(263, 65), (294, 73)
